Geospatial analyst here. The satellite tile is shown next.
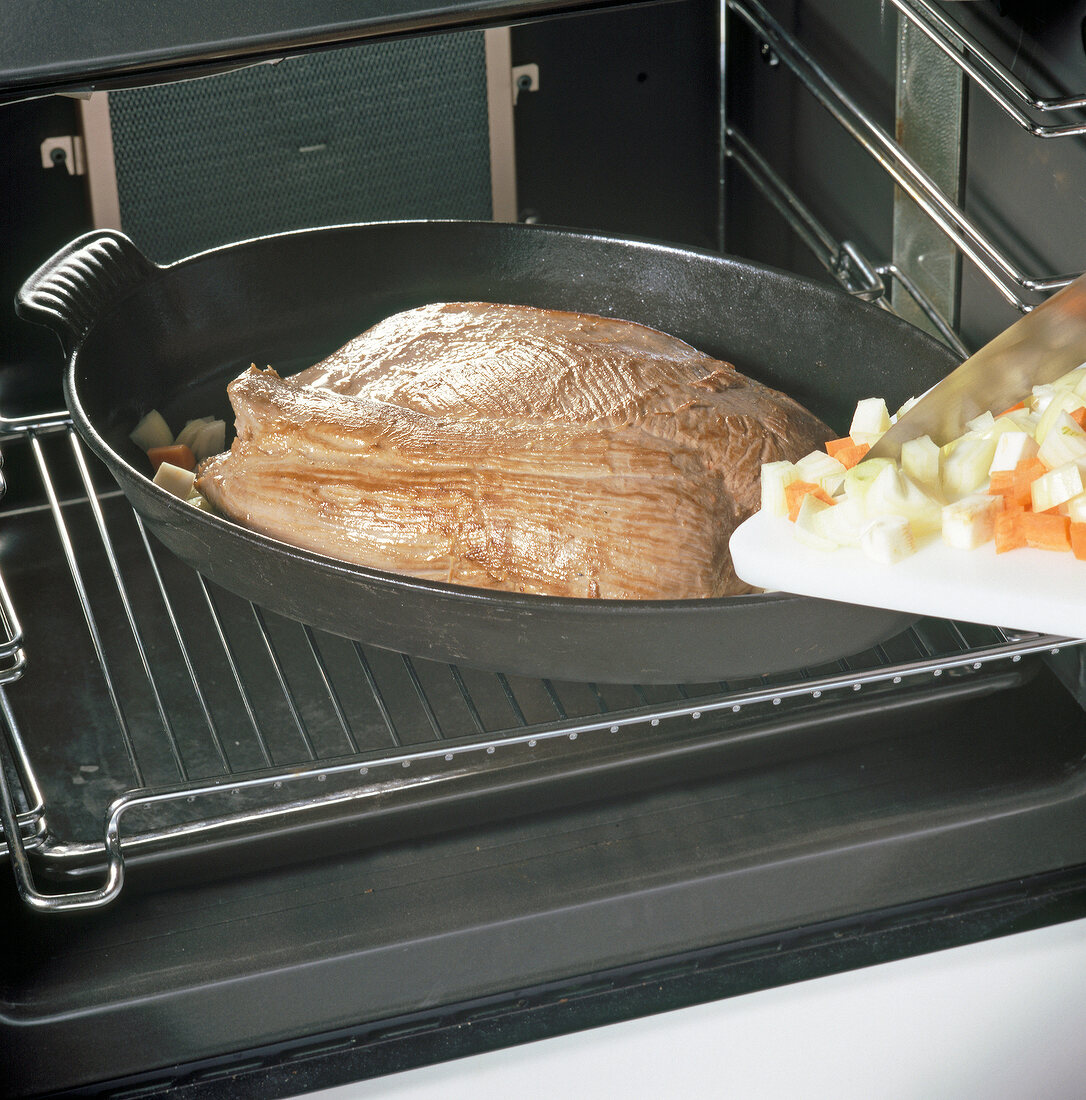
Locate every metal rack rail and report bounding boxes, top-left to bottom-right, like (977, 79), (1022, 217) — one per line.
(0, 417), (1080, 912)
(726, 0), (1084, 313)
(890, 0), (1086, 139)
(723, 122), (969, 357)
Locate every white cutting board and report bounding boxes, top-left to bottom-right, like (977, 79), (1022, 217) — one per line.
(729, 509), (1086, 639)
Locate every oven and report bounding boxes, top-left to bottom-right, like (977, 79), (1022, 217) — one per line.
(2, 2), (1086, 1096)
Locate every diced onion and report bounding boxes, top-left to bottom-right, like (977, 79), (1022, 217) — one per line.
(129, 409), (173, 451)
(760, 460), (798, 518)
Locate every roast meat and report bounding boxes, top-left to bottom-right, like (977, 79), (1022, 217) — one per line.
(196, 302), (832, 598)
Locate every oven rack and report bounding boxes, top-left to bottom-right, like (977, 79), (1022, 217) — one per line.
(726, 0), (1083, 313)
(723, 121), (969, 358)
(890, 0), (1086, 139)
(0, 416), (1080, 912)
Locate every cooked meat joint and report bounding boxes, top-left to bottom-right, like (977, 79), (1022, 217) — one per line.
(197, 302), (831, 598)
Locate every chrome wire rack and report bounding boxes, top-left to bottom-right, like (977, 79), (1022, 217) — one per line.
(0, 416), (1080, 912)
(726, 0), (1085, 315)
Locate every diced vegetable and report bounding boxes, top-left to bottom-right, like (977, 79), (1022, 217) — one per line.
(1030, 462), (1084, 514)
(994, 510), (1025, 554)
(152, 460), (197, 500)
(147, 443), (196, 473)
(941, 434), (997, 498)
(1072, 523), (1086, 561)
(1037, 411), (1086, 469)
(1035, 389), (1086, 444)
(129, 409), (173, 451)
(812, 495), (869, 548)
(989, 430), (1039, 473)
(1020, 511), (1072, 552)
(174, 416), (215, 449)
(966, 410), (995, 434)
(1065, 493), (1086, 524)
(192, 419), (227, 461)
(173, 416), (227, 461)
(793, 493), (839, 551)
(941, 494), (999, 550)
(766, 386), (1086, 570)
(842, 457), (894, 504)
(826, 435), (872, 468)
(760, 460), (799, 518)
(864, 463), (942, 536)
(786, 481), (835, 522)
(900, 435), (941, 498)
(824, 437), (853, 460)
(794, 450), (847, 495)
(849, 397), (891, 443)
(860, 515), (915, 564)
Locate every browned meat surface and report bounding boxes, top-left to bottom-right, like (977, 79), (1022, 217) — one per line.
(196, 302), (832, 598)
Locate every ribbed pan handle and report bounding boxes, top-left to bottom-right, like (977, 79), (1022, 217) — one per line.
(15, 230), (159, 355)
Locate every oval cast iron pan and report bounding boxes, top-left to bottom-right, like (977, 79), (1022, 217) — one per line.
(16, 221), (957, 683)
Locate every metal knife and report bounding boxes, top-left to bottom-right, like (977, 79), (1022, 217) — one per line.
(866, 271), (1086, 462)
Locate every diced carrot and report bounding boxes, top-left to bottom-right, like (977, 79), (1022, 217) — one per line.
(824, 436), (854, 459)
(994, 511), (1023, 553)
(833, 442), (870, 470)
(785, 480), (835, 522)
(1011, 456), (1048, 509)
(147, 443), (196, 473)
(1071, 407), (1086, 429)
(994, 511), (1025, 554)
(1019, 511), (1071, 552)
(987, 470), (1015, 498)
(996, 400), (1027, 417)
(1072, 523), (1086, 561)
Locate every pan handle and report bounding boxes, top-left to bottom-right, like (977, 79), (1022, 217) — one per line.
(15, 230), (160, 355)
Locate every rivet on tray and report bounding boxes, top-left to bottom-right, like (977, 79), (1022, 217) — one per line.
(732, 704), (741, 712)
(892, 677), (901, 684)
(610, 725), (619, 733)
(650, 718), (659, 726)
(402, 760), (411, 768)
(772, 698), (781, 706)
(973, 662), (981, 670)
(1051, 648), (1060, 656)
(359, 766), (368, 775)
(569, 732), (578, 740)
(318, 774), (327, 782)
(445, 753), (454, 761)
(1012, 655), (1021, 662)
(273, 781), (282, 789)
(486, 746), (495, 754)
(812, 691), (821, 698)
(528, 739), (537, 747)
(933, 669), (942, 677)
(852, 683), (861, 692)
(692, 711), (701, 719)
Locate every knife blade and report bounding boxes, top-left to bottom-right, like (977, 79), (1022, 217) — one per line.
(866, 271), (1086, 462)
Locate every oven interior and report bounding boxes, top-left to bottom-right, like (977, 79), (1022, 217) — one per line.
(2, 2), (1086, 1097)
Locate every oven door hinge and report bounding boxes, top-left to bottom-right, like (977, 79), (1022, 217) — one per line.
(40, 135), (86, 176)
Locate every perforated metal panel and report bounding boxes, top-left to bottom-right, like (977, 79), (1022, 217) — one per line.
(106, 33), (493, 262)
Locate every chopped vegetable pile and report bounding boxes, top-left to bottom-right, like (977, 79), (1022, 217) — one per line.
(129, 409), (225, 508)
(762, 360), (1086, 564)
